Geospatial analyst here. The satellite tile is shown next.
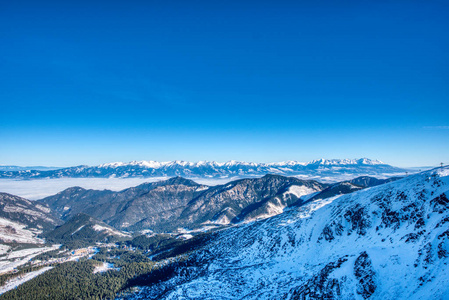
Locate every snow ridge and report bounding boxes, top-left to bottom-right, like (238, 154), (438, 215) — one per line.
(99, 158), (385, 169)
(0, 158), (404, 180)
(129, 167), (449, 299)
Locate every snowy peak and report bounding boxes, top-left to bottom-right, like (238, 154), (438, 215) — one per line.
(97, 158), (385, 169)
(356, 157), (384, 165)
(0, 158), (404, 181)
(308, 158), (384, 165)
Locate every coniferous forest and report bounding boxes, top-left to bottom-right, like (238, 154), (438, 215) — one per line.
(0, 248), (160, 300)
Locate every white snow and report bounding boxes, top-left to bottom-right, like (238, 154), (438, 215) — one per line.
(0, 245), (10, 256)
(0, 218), (43, 244)
(0, 245), (59, 275)
(3, 248), (48, 260)
(195, 186), (209, 192)
(71, 225), (85, 235)
(91, 225), (130, 237)
(2, 206), (54, 223)
(309, 158), (384, 165)
(285, 185), (317, 198)
(0, 158), (410, 200)
(0, 266), (53, 295)
(97, 158), (384, 169)
(139, 229), (154, 235)
(93, 262), (119, 274)
(178, 234), (194, 240)
(134, 167), (449, 299)
(212, 214), (231, 225)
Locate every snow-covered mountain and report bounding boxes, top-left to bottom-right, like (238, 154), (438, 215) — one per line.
(0, 158), (406, 181)
(0, 166), (60, 172)
(0, 193), (61, 244)
(39, 175), (327, 232)
(305, 176), (402, 202)
(125, 166), (449, 299)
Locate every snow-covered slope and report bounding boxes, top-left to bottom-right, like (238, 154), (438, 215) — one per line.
(0, 158), (406, 181)
(0, 193), (60, 244)
(127, 167), (449, 299)
(44, 213), (130, 243)
(0, 218), (44, 244)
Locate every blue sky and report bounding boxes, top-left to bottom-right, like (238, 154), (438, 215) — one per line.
(1, 0), (448, 167)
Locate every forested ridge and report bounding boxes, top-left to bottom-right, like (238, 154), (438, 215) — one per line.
(0, 248), (159, 300)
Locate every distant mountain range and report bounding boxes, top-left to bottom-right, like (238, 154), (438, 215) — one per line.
(0, 158), (407, 180)
(0, 166), (60, 172)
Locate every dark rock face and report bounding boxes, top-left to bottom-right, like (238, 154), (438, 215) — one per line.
(430, 193), (448, 213)
(318, 221), (344, 242)
(354, 251), (376, 299)
(291, 257), (349, 300)
(344, 204), (371, 236)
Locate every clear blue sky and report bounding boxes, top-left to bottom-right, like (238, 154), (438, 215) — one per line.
(1, 0), (448, 168)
